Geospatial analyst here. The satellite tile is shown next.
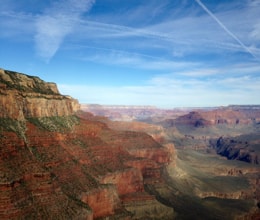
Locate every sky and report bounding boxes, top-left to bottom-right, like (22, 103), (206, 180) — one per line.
(1, 0), (260, 108)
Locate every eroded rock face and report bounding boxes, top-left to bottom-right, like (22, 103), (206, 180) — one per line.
(81, 186), (121, 218)
(199, 108), (257, 125)
(0, 130), (93, 219)
(195, 108), (260, 126)
(0, 69), (174, 219)
(81, 104), (260, 219)
(0, 115), (174, 219)
(0, 69), (80, 119)
(211, 136), (260, 164)
(170, 109), (255, 127)
(99, 168), (144, 195)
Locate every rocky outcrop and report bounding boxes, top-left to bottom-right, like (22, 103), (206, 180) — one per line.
(200, 108), (253, 125)
(0, 69), (80, 119)
(170, 111), (211, 127)
(99, 168), (144, 195)
(210, 136), (260, 164)
(81, 185), (121, 219)
(86, 104), (260, 219)
(0, 69), (174, 219)
(123, 195), (174, 220)
(159, 107), (260, 129)
(194, 189), (253, 200)
(165, 109), (255, 128)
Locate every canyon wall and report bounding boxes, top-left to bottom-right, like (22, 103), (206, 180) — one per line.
(169, 109), (258, 127)
(0, 69), (174, 219)
(81, 104), (260, 219)
(210, 136), (260, 164)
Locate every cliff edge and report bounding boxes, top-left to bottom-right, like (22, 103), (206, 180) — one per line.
(0, 69), (80, 119)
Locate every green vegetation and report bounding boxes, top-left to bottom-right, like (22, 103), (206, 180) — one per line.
(0, 115), (79, 141)
(30, 146), (40, 160)
(81, 165), (100, 187)
(65, 193), (92, 211)
(71, 139), (89, 148)
(1, 70), (57, 95)
(0, 118), (26, 139)
(26, 115), (79, 132)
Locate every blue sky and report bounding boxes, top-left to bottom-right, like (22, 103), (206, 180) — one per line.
(1, 0), (260, 108)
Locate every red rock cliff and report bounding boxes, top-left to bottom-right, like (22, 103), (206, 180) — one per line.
(0, 69), (174, 219)
(173, 109), (256, 127)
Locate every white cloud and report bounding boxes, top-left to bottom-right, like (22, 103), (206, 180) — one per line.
(250, 22), (260, 42)
(34, 0), (95, 61)
(79, 47), (199, 71)
(58, 73), (260, 108)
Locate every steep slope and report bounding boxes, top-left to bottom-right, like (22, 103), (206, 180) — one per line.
(82, 105), (260, 219)
(0, 69), (174, 219)
(210, 134), (260, 164)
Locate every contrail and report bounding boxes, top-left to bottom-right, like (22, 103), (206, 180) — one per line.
(195, 0), (257, 59)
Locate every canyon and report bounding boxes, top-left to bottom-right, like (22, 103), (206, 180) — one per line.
(83, 103), (260, 219)
(0, 69), (174, 219)
(1, 69), (260, 219)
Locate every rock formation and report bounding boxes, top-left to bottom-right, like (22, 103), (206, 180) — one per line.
(82, 104), (260, 219)
(0, 69), (80, 119)
(210, 135), (260, 164)
(0, 69), (174, 219)
(164, 109), (258, 128)
(81, 104), (191, 121)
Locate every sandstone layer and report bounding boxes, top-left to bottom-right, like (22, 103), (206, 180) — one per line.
(0, 69), (174, 219)
(164, 108), (259, 128)
(0, 69), (80, 119)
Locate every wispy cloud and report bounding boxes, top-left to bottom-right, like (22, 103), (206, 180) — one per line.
(250, 23), (260, 42)
(78, 47), (199, 71)
(34, 0), (95, 61)
(195, 0), (258, 60)
(58, 59), (260, 107)
(2, 0), (259, 62)
(67, 0), (260, 63)
(58, 73), (260, 108)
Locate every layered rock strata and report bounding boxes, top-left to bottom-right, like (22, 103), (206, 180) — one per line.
(169, 109), (259, 127)
(0, 69), (174, 219)
(210, 136), (260, 164)
(0, 69), (80, 119)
